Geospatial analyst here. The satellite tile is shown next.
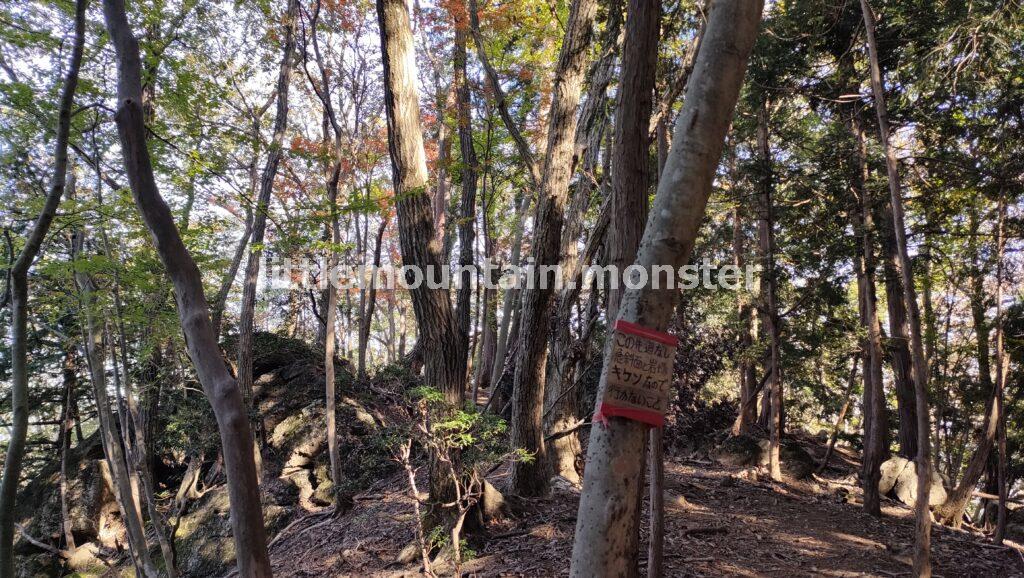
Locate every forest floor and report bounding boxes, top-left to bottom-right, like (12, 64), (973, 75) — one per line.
(261, 436), (1024, 577)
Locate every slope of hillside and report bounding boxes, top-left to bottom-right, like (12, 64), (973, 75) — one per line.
(263, 436), (1024, 577)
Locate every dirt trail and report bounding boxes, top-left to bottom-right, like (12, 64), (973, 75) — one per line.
(263, 442), (1024, 577)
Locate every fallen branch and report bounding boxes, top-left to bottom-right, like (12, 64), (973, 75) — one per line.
(15, 524), (71, 559)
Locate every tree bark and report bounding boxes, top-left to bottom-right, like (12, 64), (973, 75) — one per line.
(934, 206), (997, 528)
(569, 1), (762, 573)
(0, 0), (85, 572)
(607, 0), (658, 322)
(238, 0), (300, 421)
(755, 100), (783, 482)
(819, 356), (859, 472)
(376, 0), (467, 518)
(509, 0), (599, 497)
(877, 204), (919, 459)
(58, 348), (78, 552)
(994, 195), (1008, 544)
(848, 107), (886, 517)
(358, 218), (389, 379)
(101, 0), (273, 573)
(546, 0), (620, 486)
(454, 17), (478, 393)
(860, 0), (933, 573)
(74, 247), (158, 578)
(732, 202), (758, 435)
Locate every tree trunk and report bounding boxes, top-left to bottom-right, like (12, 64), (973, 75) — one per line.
(569, 1), (761, 573)
(994, 195), (1008, 544)
(376, 0), (467, 518)
(732, 202), (757, 435)
(101, 0), (273, 573)
(849, 106), (886, 517)
(819, 356), (859, 472)
(358, 218), (389, 379)
(755, 100), (783, 482)
(860, 0), (933, 573)
(877, 205), (919, 459)
(509, 0), (599, 497)
(647, 427), (664, 578)
(546, 1), (620, 486)
(934, 206), (997, 528)
(238, 0), (299, 420)
(0, 1), (85, 572)
(454, 19), (478, 395)
(489, 190), (531, 389)
(607, 0), (658, 322)
(58, 348), (78, 552)
(75, 251), (158, 578)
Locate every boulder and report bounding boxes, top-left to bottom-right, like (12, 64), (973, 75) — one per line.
(878, 456), (946, 507)
(879, 456), (912, 495)
(893, 462), (947, 507)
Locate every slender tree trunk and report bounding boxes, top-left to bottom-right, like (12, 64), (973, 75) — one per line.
(74, 249), (158, 578)
(0, 1), (85, 572)
(849, 108), (886, 517)
(755, 101), (783, 482)
(101, 0), (273, 573)
(238, 0), (299, 422)
(58, 348), (78, 552)
(489, 191), (530, 388)
(510, 0), (599, 497)
(934, 207), (998, 528)
(358, 218), (389, 379)
(819, 356), (859, 472)
(211, 206), (254, 338)
(93, 129), (179, 577)
(732, 202), (757, 435)
(877, 205), (919, 459)
(860, 0), (932, 572)
(994, 195), (1008, 544)
(647, 427), (664, 578)
(454, 19), (478, 395)
(570, 2), (762, 573)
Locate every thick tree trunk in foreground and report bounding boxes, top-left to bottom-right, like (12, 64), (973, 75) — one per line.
(238, 0), (299, 415)
(606, 0), (658, 321)
(376, 0), (467, 516)
(860, 0), (932, 573)
(509, 0), (598, 497)
(0, 1), (85, 573)
(569, 1), (762, 574)
(101, 0), (273, 574)
(546, 1), (620, 485)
